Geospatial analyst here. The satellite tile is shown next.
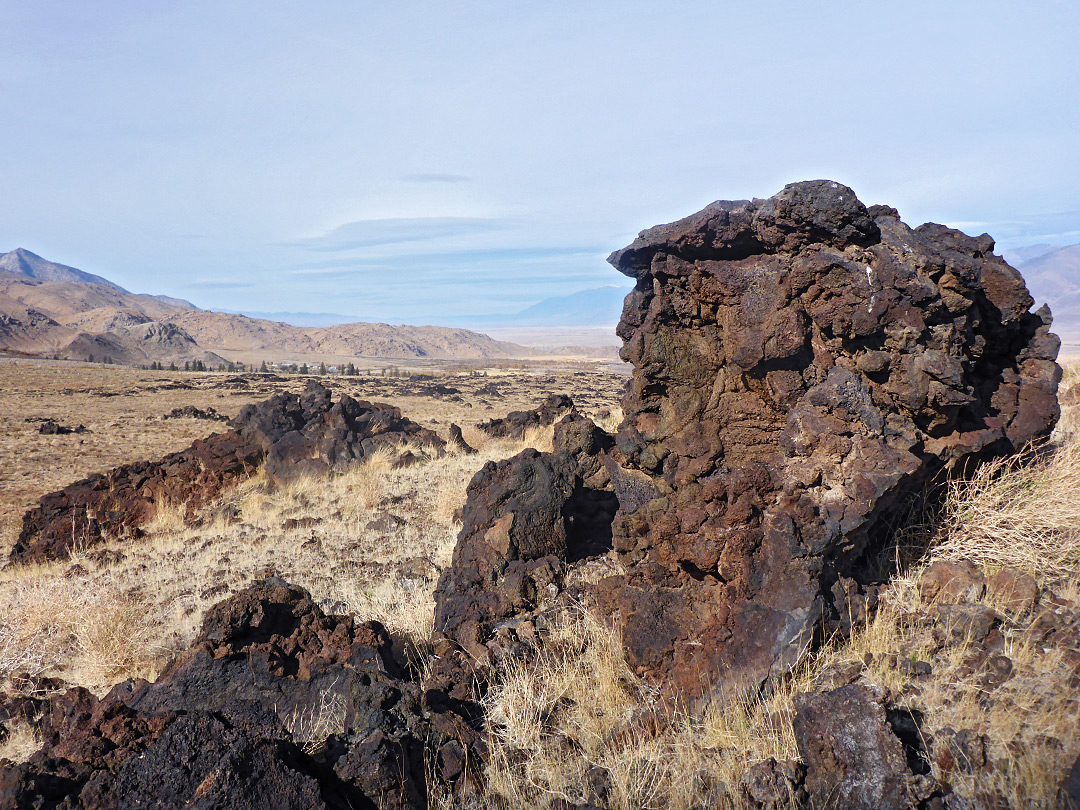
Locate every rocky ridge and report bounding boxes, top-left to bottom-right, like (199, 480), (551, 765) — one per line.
(0, 580), (480, 809)
(10, 381), (444, 564)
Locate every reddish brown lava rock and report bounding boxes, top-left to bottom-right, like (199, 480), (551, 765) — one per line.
(793, 684), (938, 809)
(434, 180), (1061, 705)
(589, 179), (1061, 699)
(433, 414), (617, 661)
(0, 579), (478, 810)
(431, 414), (618, 693)
(476, 393), (576, 439)
(10, 381), (444, 565)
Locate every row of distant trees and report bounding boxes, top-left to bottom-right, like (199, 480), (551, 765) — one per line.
(72, 355), (425, 377)
(264, 362), (415, 377)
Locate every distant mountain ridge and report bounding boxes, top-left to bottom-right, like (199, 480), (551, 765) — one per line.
(0, 248), (129, 292)
(226, 285), (633, 331)
(512, 285), (627, 327)
(0, 249), (537, 364)
(1009, 243), (1080, 334)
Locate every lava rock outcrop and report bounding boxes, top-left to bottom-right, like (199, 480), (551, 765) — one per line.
(0, 579), (478, 809)
(432, 413), (617, 670)
(595, 179), (1061, 697)
(476, 393), (576, 439)
(231, 380), (444, 485)
(435, 180), (1061, 704)
(11, 381), (444, 565)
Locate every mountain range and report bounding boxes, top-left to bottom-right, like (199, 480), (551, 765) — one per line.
(2, 241), (1074, 368)
(1007, 243), (1080, 335)
(0, 249), (535, 365)
(226, 285), (632, 330)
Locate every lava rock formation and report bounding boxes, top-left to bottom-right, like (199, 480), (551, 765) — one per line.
(436, 179), (1061, 701)
(11, 381), (444, 565)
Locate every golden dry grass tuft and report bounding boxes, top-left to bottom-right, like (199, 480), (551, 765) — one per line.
(930, 441), (1080, 583)
(0, 564), (168, 692)
(283, 685), (349, 756)
(479, 608), (806, 810)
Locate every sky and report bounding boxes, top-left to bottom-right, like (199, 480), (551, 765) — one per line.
(0, 1), (1077, 324)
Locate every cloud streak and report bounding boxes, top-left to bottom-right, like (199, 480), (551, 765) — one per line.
(288, 217), (506, 252)
(401, 173), (470, 184)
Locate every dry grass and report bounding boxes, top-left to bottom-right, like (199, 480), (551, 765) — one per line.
(0, 717), (40, 764)
(0, 408), (561, 717)
(0, 565), (168, 693)
(2, 359), (1076, 807)
(0, 358), (624, 550)
(931, 440), (1080, 583)
(478, 608), (805, 810)
(283, 684), (348, 755)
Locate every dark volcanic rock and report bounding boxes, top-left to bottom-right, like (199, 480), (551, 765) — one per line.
(163, 405), (228, 421)
(37, 420), (89, 435)
(448, 423), (477, 455)
(12, 429), (264, 565)
(476, 393), (576, 439)
(12, 382), (443, 564)
(793, 684), (935, 809)
(593, 179), (1061, 697)
(1063, 752), (1080, 809)
(230, 381), (444, 486)
(0, 580), (477, 810)
(433, 415), (617, 667)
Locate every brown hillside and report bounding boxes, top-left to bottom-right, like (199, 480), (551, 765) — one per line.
(168, 309), (535, 361)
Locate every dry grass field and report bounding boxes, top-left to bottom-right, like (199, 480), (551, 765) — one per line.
(0, 357), (1078, 808)
(0, 357), (624, 545)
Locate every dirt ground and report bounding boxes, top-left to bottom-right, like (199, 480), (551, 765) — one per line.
(0, 357), (627, 548)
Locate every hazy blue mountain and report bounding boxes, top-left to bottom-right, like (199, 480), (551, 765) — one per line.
(0, 248), (128, 292)
(1012, 243), (1080, 330)
(511, 285), (629, 326)
(222, 309), (369, 327)
(1002, 244), (1059, 267)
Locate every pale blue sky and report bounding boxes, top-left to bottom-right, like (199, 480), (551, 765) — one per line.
(1, 1), (1077, 323)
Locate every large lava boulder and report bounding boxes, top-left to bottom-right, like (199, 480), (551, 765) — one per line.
(11, 381), (444, 564)
(431, 414), (618, 683)
(0, 579), (478, 810)
(475, 393), (576, 439)
(593, 180), (1061, 698)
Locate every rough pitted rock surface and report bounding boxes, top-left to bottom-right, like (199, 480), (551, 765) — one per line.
(433, 414), (617, 669)
(589, 179), (1061, 697)
(230, 380), (444, 485)
(476, 393), (576, 439)
(11, 381), (443, 564)
(11, 430), (264, 566)
(793, 684), (937, 809)
(163, 404), (228, 421)
(0, 580), (477, 810)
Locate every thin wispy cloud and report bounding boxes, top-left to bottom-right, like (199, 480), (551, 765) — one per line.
(288, 246), (604, 275)
(287, 217), (504, 252)
(401, 173), (470, 184)
(185, 278), (254, 289)
(0, 3), (1075, 322)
